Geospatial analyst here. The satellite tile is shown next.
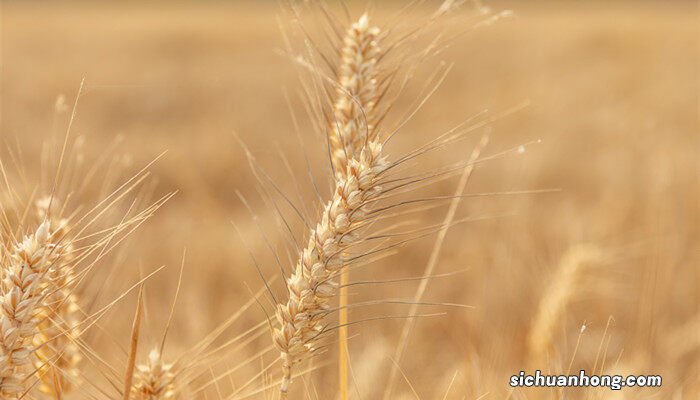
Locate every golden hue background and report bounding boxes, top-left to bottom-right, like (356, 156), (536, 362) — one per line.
(1, 1), (697, 398)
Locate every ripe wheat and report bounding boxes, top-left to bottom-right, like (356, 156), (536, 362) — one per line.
(132, 348), (176, 400)
(528, 245), (601, 361)
(273, 141), (389, 395)
(0, 221), (53, 397)
(33, 198), (82, 397)
(329, 14), (382, 178)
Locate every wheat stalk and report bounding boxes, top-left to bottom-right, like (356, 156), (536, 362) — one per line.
(0, 221), (53, 397)
(273, 140), (389, 395)
(122, 286), (145, 400)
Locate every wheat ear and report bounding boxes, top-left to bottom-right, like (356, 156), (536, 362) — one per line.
(0, 221), (53, 397)
(33, 199), (82, 397)
(131, 348), (176, 400)
(273, 141), (389, 395)
(527, 245), (600, 361)
(329, 13), (381, 178)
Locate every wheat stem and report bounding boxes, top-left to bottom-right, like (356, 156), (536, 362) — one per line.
(338, 266), (349, 400)
(123, 286), (144, 400)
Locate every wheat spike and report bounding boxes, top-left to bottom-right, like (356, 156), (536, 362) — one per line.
(273, 141), (389, 395)
(329, 13), (382, 178)
(527, 245), (601, 361)
(0, 221), (53, 397)
(131, 348), (176, 400)
(33, 197), (82, 397)
(664, 313), (700, 363)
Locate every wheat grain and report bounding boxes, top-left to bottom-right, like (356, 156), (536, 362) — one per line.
(329, 14), (381, 178)
(132, 348), (176, 400)
(0, 221), (53, 397)
(273, 140), (388, 395)
(33, 197), (82, 397)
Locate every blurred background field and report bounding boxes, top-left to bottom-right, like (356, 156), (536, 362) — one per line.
(0, 1), (697, 398)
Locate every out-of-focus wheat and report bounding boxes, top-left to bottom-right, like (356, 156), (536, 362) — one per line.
(273, 141), (389, 395)
(528, 245), (601, 362)
(665, 313), (700, 364)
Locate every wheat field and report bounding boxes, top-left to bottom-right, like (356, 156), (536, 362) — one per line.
(0, 1), (697, 399)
